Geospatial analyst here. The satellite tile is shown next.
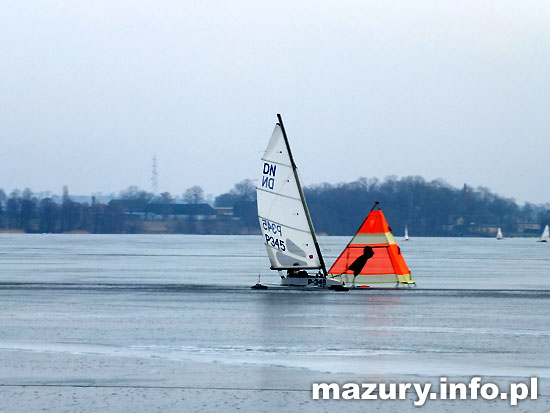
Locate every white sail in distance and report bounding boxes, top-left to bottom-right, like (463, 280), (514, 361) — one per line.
(256, 123), (322, 270)
(539, 225), (549, 242)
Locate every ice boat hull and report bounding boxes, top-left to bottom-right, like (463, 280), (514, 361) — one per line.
(280, 276), (344, 288)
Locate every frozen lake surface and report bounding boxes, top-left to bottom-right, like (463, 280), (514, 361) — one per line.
(0, 234), (549, 412)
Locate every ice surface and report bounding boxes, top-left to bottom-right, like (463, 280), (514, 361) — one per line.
(1, 234), (549, 412)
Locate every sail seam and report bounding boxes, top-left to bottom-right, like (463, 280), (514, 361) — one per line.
(256, 187), (301, 202)
(260, 158), (291, 168)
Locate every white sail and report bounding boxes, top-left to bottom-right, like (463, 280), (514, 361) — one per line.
(539, 225), (549, 242)
(404, 225), (409, 241)
(496, 227), (503, 240)
(256, 123), (322, 270)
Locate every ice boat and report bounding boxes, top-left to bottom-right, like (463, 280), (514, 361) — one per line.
(328, 202), (415, 288)
(496, 228), (504, 240)
(538, 225), (549, 242)
(255, 114), (346, 290)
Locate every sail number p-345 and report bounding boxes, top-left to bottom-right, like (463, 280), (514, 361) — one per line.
(261, 219), (282, 236)
(262, 218), (286, 251)
(262, 220), (285, 250)
(265, 235), (286, 251)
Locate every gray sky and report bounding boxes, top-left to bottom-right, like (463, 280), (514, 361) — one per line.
(1, 1), (549, 204)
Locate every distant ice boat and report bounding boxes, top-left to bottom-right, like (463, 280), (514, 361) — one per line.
(255, 114), (346, 290)
(496, 228), (504, 240)
(538, 225), (549, 242)
(404, 225), (409, 241)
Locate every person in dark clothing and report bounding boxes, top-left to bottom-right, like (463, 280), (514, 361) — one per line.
(287, 268), (309, 278)
(349, 246), (375, 276)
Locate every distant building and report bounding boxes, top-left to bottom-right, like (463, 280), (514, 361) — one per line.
(143, 203), (216, 220)
(109, 199), (152, 213)
(108, 199), (236, 221)
(517, 222), (541, 234)
(214, 207), (234, 217)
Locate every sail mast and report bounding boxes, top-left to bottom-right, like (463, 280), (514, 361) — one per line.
(276, 114), (328, 277)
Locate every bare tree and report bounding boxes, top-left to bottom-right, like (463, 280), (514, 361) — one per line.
(233, 179), (256, 201)
(183, 186), (204, 204)
(119, 186), (154, 201)
(157, 192), (174, 204)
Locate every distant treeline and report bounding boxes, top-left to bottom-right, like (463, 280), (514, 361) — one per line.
(303, 177), (549, 236)
(1, 177), (548, 236)
(0, 183), (258, 235)
(0, 186), (131, 234)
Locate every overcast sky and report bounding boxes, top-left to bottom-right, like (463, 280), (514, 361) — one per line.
(1, 1), (549, 204)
